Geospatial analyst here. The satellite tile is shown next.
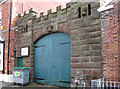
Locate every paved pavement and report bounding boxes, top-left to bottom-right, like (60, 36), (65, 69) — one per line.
(0, 82), (56, 88)
(0, 82), (13, 89)
(0, 82), (71, 89)
(0, 82), (70, 88)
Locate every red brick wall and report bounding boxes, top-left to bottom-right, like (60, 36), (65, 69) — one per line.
(118, 1), (120, 82)
(101, 1), (120, 81)
(0, 0), (14, 74)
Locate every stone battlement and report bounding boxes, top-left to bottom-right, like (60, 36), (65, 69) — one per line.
(17, 2), (100, 27)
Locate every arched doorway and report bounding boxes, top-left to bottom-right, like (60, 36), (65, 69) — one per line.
(34, 33), (71, 87)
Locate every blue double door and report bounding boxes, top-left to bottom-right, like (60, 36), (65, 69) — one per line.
(34, 33), (71, 87)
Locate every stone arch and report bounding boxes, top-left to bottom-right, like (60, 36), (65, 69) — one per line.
(33, 30), (70, 44)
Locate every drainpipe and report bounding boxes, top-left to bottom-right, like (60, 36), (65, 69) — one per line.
(7, 0), (12, 75)
(2, 41), (5, 74)
(0, 40), (5, 74)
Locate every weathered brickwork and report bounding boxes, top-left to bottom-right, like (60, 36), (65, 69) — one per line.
(15, 2), (102, 86)
(100, 1), (120, 82)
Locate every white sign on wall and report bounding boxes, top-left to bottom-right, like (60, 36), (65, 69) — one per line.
(0, 43), (3, 71)
(21, 47), (29, 56)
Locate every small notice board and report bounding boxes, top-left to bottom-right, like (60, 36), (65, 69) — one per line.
(21, 47), (29, 57)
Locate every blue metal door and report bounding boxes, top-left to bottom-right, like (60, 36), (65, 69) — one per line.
(34, 33), (71, 87)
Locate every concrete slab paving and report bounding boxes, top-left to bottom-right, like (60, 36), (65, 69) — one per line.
(0, 82), (13, 89)
(1, 82), (71, 89)
(1, 82), (68, 88)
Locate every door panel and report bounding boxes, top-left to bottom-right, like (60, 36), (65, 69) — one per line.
(34, 33), (70, 87)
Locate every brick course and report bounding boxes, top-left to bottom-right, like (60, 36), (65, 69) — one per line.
(100, 1), (120, 82)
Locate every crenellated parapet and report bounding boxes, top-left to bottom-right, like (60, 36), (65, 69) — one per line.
(17, 2), (72, 22)
(17, 2), (100, 34)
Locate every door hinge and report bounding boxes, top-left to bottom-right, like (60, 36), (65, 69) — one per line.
(35, 45), (45, 48)
(59, 81), (71, 83)
(35, 78), (45, 80)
